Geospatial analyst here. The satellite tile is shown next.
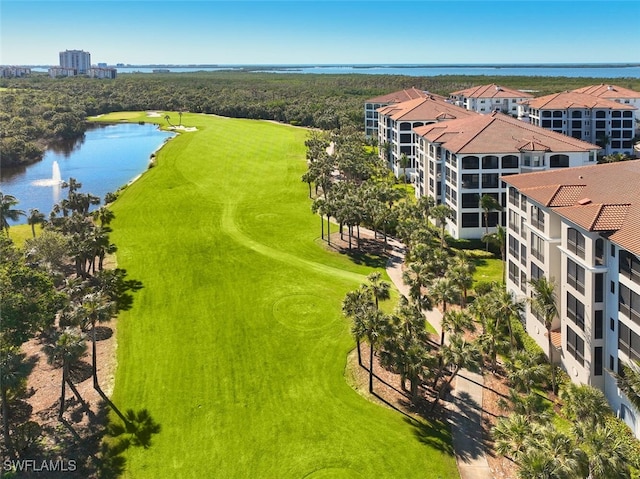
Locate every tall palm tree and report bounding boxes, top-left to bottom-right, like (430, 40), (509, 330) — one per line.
(432, 334), (481, 409)
(441, 310), (475, 346)
(429, 204), (452, 249)
(482, 224), (506, 282)
(399, 153), (410, 184)
(365, 272), (390, 310)
(402, 261), (434, 310)
(43, 327), (87, 419)
(342, 287), (375, 367)
(490, 288), (523, 348)
(529, 276), (559, 393)
(0, 347), (31, 455)
(80, 292), (115, 391)
(0, 192), (25, 232)
(430, 277), (459, 345)
(27, 208), (46, 237)
(448, 253), (475, 307)
(615, 360), (640, 412)
(492, 414), (535, 462)
(365, 309), (389, 393)
(479, 194), (503, 250)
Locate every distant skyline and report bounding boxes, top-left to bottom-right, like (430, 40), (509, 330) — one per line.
(1, 1), (638, 66)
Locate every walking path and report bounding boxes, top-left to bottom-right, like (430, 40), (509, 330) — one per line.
(384, 237), (493, 479)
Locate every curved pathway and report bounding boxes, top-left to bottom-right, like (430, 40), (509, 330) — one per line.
(384, 236), (494, 479)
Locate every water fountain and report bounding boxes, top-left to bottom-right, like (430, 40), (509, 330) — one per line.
(32, 161), (63, 186)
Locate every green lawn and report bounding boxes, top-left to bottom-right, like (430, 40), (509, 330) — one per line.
(108, 113), (457, 478)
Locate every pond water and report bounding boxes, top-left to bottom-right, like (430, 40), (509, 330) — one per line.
(0, 123), (174, 223)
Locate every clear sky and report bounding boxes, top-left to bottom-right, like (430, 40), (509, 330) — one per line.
(1, 0), (638, 65)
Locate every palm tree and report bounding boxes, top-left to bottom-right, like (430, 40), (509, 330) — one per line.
(92, 206), (115, 227)
(402, 261), (434, 310)
(505, 350), (548, 394)
(399, 153), (410, 184)
(27, 208), (46, 237)
(365, 308), (389, 393)
(615, 360), (640, 412)
(492, 414), (535, 462)
(342, 287), (374, 367)
(559, 383), (609, 429)
(529, 276), (559, 393)
(432, 334), (481, 409)
(448, 253), (475, 307)
(0, 192), (25, 232)
(479, 194), (503, 250)
(43, 327), (87, 419)
(80, 292), (115, 391)
(430, 277), (459, 345)
(441, 310), (475, 347)
(429, 204), (452, 249)
(365, 272), (390, 310)
(0, 346), (32, 455)
(490, 288), (523, 348)
(574, 422), (630, 479)
(482, 224), (506, 282)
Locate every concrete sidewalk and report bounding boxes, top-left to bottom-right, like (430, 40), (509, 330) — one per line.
(384, 237), (493, 479)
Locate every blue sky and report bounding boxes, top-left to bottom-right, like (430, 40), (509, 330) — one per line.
(1, 1), (637, 65)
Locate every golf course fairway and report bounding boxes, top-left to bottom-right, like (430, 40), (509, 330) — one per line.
(105, 112), (458, 478)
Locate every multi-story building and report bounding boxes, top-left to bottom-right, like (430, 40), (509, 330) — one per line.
(503, 160), (640, 437)
(449, 83), (534, 115)
(364, 88), (429, 138)
(88, 67), (117, 79)
(413, 112), (600, 239)
(0, 66), (31, 78)
(573, 84), (640, 134)
(59, 49), (91, 74)
(517, 91), (637, 156)
(377, 95), (476, 181)
(48, 66), (77, 78)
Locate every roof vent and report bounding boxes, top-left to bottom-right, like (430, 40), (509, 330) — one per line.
(577, 197), (592, 205)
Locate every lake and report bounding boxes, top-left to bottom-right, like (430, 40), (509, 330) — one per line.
(0, 123), (174, 223)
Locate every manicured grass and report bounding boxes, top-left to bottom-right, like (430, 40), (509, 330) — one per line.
(7, 223), (35, 248)
(108, 113), (458, 478)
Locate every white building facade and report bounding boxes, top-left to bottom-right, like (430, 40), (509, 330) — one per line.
(504, 161), (640, 437)
(449, 84), (534, 115)
(364, 88), (428, 138)
(59, 49), (91, 74)
(412, 112), (599, 240)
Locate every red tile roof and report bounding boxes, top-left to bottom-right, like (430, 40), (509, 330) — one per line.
(521, 91), (636, 110)
(377, 96), (475, 122)
(503, 161), (640, 256)
(573, 84), (640, 100)
(365, 87), (430, 104)
(450, 83), (534, 99)
(412, 112), (599, 154)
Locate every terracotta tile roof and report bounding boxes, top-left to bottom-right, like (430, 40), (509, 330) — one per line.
(377, 96), (476, 122)
(365, 87), (429, 104)
(450, 83), (534, 99)
(503, 161), (640, 256)
(573, 84), (640, 100)
(550, 328), (562, 349)
(521, 91), (636, 110)
(412, 112), (599, 154)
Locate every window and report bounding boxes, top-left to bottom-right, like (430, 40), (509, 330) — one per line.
(595, 310), (603, 339)
(595, 239), (604, 266)
(531, 205), (545, 231)
(482, 173), (499, 189)
(550, 154), (569, 168)
(620, 250), (640, 284)
(509, 235), (520, 260)
(567, 258), (585, 294)
(482, 212), (499, 228)
(509, 187), (519, 206)
(482, 156), (499, 169)
(619, 321), (640, 363)
(594, 346), (603, 376)
(502, 155), (518, 169)
(531, 233), (544, 262)
(595, 274), (604, 303)
(619, 283), (640, 326)
(567, 292), (585, 330)
(462, 193), (479, 208)
(462, 174), (479, 189)
(566, 326), (585, 366)
(462, 213), (479, 228)
(567, 228), (585, 259)
(509, 260), (519, 285)
(399, 122), (412, 130)
(461, 156), (479, 169)
(531, 262), (543, 281)
(400, 133), (412, 143)
(521, 244), (527, 266)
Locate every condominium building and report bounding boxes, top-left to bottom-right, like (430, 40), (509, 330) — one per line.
(0, 66), (30, 78)
(48, 67), (77, 78)
(364, 88), (429, 138)
(449, 84), (534, 115)
(517, 91), (637, 156)
(59, 49), (91, 74)
(377, 95), (476, 181)
(573, 84), (640, 133)
(503, 160), (640, 437)
(88, 67), (117, 79)
(413, 112), (600, 239)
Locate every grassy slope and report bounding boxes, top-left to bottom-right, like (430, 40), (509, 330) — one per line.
(108, 112), (457, 478)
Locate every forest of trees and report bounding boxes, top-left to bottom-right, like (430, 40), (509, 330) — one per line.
(3, 71), (639, 168)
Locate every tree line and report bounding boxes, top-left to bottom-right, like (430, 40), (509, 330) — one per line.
(4, 71), (639, 168)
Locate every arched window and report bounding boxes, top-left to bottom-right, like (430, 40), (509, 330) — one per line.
(399, 122), (412, 131)
(550, 154), (570, 167)
(461, 156), (479, 169)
